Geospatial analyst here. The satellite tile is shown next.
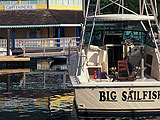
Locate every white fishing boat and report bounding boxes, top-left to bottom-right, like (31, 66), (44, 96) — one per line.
(68, 0), (160, 118)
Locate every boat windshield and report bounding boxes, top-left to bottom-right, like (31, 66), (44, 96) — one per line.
(84, 21), (149, 47)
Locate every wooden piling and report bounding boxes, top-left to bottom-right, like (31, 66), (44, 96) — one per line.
(7, 29), (10, 56)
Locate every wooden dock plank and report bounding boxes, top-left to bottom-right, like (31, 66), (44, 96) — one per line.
(0, 68), (30, 74)
(21, 52), (67, 58)
(0, 57), (30, 62)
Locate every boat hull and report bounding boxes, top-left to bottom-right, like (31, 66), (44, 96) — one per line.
(74, 85), (160, 117)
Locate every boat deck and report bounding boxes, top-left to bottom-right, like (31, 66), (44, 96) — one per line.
(70, 75), (160, 87)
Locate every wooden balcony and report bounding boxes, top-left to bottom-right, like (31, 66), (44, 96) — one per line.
(0, 37), (80, 57)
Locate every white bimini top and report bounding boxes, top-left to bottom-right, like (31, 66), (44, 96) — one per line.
(87, 14), (155, 21)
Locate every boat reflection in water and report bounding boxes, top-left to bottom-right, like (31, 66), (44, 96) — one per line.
(0, 59), (77, 120)
(1, 60), (160, 119)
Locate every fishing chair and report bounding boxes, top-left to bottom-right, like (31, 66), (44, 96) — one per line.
(117, 57), (134, 81)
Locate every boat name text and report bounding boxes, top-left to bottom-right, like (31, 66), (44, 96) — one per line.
(99, 90), (160, 102)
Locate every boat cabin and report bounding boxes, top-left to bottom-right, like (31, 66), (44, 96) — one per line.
(69, 0), (160, 84)
(82, 22), (160, 82)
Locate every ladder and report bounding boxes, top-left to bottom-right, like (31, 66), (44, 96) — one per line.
(144, 0), (160, 62)
(76, 0), (100, 76)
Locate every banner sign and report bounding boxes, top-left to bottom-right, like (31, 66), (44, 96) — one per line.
(5, 5), (35, 10)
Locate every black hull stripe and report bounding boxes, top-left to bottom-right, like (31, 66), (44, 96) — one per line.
(78, 108), (160, 112)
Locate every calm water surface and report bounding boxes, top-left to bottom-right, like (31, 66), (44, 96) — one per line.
(0, 59), (78, 120)
(0, 59), (160, 120)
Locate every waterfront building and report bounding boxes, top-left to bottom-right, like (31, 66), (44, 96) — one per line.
(0, 0), (83, 55)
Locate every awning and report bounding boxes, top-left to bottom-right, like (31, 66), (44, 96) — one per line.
(0, 24), (81, 28)
(0, 10), (84, 27)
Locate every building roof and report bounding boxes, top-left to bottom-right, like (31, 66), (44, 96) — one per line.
(0, 9), (84, 28)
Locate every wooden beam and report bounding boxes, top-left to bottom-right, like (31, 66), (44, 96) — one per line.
(7, 29), (10, 56)
(0, 69), (30, 74)
(0, 57), (30, 62)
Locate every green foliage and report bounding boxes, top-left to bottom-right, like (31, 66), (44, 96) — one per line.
(158, 3), (160, 20)
(86, 0), (160, 20)
(100, 0), (118, 14)
(125, 0), (139, 13)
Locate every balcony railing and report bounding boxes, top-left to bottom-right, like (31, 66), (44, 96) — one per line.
(0, 37), (79, 48)
(0, 37), (80, 56)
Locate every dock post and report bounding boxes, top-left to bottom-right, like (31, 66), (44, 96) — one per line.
(47, 0), (49, 9)
(7, 29), (10, 56)
(12, 28), (15, 50)
(23, 72), (26, 87)
(57, 27), (61, 47)
(43, 40), (46, 56)
(63, 72), (66, 89)
(58, 74), (61, 89)
(76, 27), (80, 46)
(7, 74), (10, 92)
(48, 27), (50, 37)
(44, 72), (46, 89)
(23, 40), (26, 56)
(67, 44), (71, 65)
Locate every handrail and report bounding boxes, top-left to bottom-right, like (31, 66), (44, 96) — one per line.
(0, 37), (80, 48)
(0, 37), (80, 56)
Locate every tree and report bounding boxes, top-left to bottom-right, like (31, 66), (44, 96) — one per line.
(158, 3), (160, 20)
(85, 0), (159, 19)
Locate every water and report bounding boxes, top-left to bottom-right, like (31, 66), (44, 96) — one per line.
(1, 59), (160, 120)
(0, 59), (78, 120)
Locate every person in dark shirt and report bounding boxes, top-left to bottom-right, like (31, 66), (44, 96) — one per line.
(101, 69), (109, 79)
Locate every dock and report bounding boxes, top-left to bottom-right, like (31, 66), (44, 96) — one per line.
(19, 51), (67, 58)
(0, 68), (30, 75)
(0, 37), (79, 61)
(0, 56), (30, 62)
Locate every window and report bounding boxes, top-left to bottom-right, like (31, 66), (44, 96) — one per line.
(69, 0), (74, 5)
(0, 0), (47, 5)
(21, 0), (29, 5)
(146, 66), (151, 76)
(146, 54), (153, 65)
(21, 0), (46, 5)
(50, 0), (56, 5)
(58, 0), (62, 5)
(38, 0), (46, 5)
(58, 0), (74, 6)
(11, 0), (18, 5)
(63, 0), (69, 5)
(30, 0), (36, 4)
(27, 28), (40, 38)
(0, 0), (18, 5)
(145, 54), (153, 76)
(76, 0), (81, 6)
